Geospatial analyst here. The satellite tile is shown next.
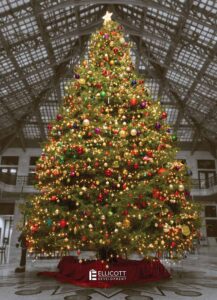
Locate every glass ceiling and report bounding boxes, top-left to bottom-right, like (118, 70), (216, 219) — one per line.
(0, 0), (216, 153)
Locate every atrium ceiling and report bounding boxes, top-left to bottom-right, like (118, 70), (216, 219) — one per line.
(0, 0), (216, 155)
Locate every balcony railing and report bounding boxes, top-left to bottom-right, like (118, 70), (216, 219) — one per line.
(0, 175), (37, 194)
(192, 174), (217, 189)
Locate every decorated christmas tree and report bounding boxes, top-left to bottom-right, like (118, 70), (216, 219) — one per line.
(23, 12), (200, 260)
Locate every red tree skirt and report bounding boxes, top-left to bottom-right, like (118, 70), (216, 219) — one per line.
(39, 256), (170, 288)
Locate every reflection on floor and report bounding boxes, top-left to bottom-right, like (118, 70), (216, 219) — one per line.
(0, 247), (217, 300)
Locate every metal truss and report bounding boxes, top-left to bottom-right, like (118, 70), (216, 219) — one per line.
(0, 0), (216, 155)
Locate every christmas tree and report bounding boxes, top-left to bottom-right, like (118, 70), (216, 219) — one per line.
(23, 12), (200, 260)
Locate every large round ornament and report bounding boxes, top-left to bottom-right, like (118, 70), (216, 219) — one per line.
(169, 184), (174, 190)
(105, 168), (113, 177)
(120, 37), (125, 44)
(59, 219), (67, 228)
(171, 241), (176, 248)
(130, 98), (137, 106)
(181, 225), (190, 236)
(155, 122), (161, 130)
(83, 119), (90, 126)
(119, 130), (127, 138)
(123, 218), (131, 228)
(79, 78), (86, 85)
(163, 223), (170, 233)
(100, 91), (106, 98)
(178, 184), (185, 192)
(172, 134), (177, 141)
(113, 161), (119, 168)
(94, 128), (101, 134)
(130, 129), (137, 136)
(56, 114), (62, 121)
(50, 195), (57, 201)
(140, 101), (147, 109)
(161, 112), (167, 119)
(158, 168), (166, 175)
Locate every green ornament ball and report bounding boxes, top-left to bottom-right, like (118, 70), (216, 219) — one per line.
(59, 156), (64, 163)
(100, 91), (106, 98)
(172, 134), (177, 141)
(113, 161), (119, 168)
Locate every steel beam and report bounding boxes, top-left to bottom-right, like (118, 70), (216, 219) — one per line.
(31, 0), (61, 139)
(0, 37), (88, 152)
(35, 109), (47, 141)
(131, 35), (209, 140)
(174, 41), (217, 128)
(157, 0), (193, 102)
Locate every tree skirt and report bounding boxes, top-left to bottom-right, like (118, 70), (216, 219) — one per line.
(39, 256), (171, 288)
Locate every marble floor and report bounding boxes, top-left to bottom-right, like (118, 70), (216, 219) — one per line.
(0, 247), (217, 300)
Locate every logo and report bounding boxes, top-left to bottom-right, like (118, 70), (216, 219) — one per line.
(89, 269), (127, 281)
(89, 269), (97, 281)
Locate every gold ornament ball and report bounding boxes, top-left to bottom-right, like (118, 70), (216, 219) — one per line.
(169, 184), (174, 190)
(182, 225), (190, 236)
(130, 129), (137, 136)
(178, 184), (185, 192)
(123, 218), (131, 228)
(126, 67), (131, 72)
(163, 224), (170, 233)
(120, 37), (125, 44)
(120, 130), (127, 138)
(109, 41), (114, 47)
(83, 119), (90, 126)
(79, 78), (86, 85)
(119, 108), (124, 114)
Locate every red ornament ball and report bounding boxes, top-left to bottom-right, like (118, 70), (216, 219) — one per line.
(76, 146), (84, 155)
(98, 193), (104, 202)
(59, 219), (67, 228)
(171, 241), (176, 248)
(50, 195), (57, 201)
(152, 189), (160, 199)
(130, 98), (137, 106)
(158, 168), (167, 175)
(146, 150), (153, 157)
(47, 124), (52, 130)
(105, 168), (113, 177)
(56, 114), (62, 121)
(31, 224), (39, 233)
(122, 183), (127, 190)
(161, 112), (167, 119)
(122, 210), (129, 216)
